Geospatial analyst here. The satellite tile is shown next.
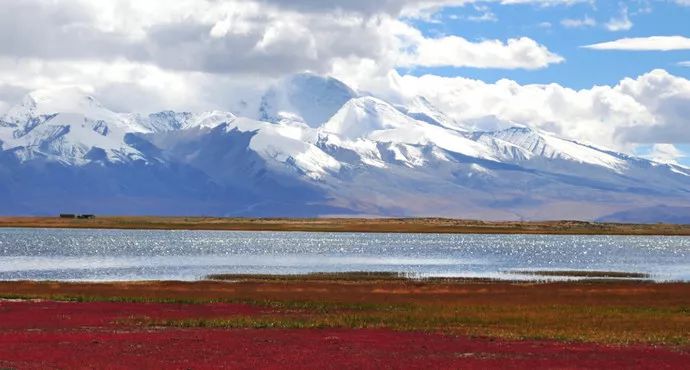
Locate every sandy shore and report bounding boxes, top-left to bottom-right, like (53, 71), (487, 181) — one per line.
(2, 216), (690, 235)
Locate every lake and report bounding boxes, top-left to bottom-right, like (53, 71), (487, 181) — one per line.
(0, 228), (688, 281)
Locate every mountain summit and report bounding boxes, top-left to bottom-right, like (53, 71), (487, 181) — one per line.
(1, 75), (689, 221)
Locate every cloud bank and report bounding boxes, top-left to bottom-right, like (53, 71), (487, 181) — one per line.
(338, 69), (690, 151)
(0, 0), (688, 160)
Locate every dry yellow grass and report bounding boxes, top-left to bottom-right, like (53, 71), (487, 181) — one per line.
(1, 216), (689, 235)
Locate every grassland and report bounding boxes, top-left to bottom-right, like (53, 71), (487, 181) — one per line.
(1, 276), (689, 346)
(1, 216), (690, 235)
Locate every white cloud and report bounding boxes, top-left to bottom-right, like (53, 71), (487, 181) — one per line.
(584, 36), (690, 51)
(561, 15), (596, 28)
(339, 68), (690, 150)
(395, 22), (563, 69)
(644, 144), (685, 164)
(0, 57), (269, 114)
(605, 5), (633, 31)
(679, 61), (690, 67)
(0, 0), (566, 115)
(0, 0), (564, 78)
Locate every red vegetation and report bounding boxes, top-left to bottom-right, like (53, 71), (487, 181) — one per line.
(0, 300), (688, 369)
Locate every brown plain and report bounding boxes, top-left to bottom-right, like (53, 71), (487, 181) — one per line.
(1, 216), (690, 235)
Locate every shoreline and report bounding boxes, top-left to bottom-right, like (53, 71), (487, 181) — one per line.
(2, 216), (690, 235)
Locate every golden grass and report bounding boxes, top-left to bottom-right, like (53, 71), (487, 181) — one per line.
(149, 304), (690, 346)
(1, 278), (689, 346)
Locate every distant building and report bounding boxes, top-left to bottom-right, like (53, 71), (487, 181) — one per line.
(60, 214), (95, 219)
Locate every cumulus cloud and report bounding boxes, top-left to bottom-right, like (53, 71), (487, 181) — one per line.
(395, 23), (564, 69)
(0, 57), (269, 114)
(644, 144), (686, 164)
(0, 0), (564, 77)
(0, 0), (568, 116)
(584, 36), (690, 51)
(338, 68), (690, 150)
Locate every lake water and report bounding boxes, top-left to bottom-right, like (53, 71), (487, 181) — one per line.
(0, 228), (689, 282)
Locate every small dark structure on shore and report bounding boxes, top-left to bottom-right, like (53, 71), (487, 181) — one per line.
(59, 214), (95, 219)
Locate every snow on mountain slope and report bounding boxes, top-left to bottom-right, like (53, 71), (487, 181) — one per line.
(225, 117), (340, 180)
(0, 89), (242, 165)
(124, 110), (236, 133)
(258, 73), (357, 127)
(398, 96), (468, 132)
(2, 74), (690, 220)
(0, 89), (145, 164)
(2, 88), (123, 128)
(472, 126), (690, 197)
(321, 97), (494, 162)
(474, 127), (627, 171)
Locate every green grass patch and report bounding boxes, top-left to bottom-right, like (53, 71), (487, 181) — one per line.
(508, 270), (651, 279)
(135, 303), (690, 346)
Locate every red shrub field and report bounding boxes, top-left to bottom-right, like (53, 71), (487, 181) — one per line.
(0, 279), (688, 369)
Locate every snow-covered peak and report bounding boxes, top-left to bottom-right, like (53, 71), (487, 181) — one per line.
(322, 96), (496, 162)
(321, 96), (418, 139)
(2, 76), (690, 220)
(219, 117), (340, 180)
(124, 110), (237, 133)
(258, 72), (357, 127)
(0, 88), (149, 165)
(2, 88), (121, 126)
(400, 96), (469, 132)
(476, 126), (628, 171)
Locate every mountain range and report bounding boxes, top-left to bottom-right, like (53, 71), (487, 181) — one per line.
(1, 73), (689, 222)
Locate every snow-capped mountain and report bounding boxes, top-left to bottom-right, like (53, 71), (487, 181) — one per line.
(1, 74), (689, 221)
(256, 73), (357, 127)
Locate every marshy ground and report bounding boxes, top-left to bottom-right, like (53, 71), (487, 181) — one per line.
(0, 275), (688, 368)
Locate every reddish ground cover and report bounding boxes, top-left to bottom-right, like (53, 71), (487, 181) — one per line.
(0, 300), (688, 369)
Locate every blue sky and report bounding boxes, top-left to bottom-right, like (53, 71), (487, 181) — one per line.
(398, 0), (690, 165)
(406, 1), (690, 88)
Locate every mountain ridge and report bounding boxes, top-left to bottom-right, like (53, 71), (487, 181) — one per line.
(1, 74), (689, 222)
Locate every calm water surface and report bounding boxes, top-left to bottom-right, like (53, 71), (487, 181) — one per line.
(0, 228), (688, 281)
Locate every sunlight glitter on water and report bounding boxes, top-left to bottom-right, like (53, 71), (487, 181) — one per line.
(0, 228), (688, 281)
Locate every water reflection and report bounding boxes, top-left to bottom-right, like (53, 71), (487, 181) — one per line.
(0, 228), (688, 281)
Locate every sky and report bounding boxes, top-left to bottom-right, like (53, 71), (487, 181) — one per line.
(0, 0), (689, 165)
(410, 1), (690, 87)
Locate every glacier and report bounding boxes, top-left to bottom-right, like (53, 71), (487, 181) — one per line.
(1, 73), (689, 222)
